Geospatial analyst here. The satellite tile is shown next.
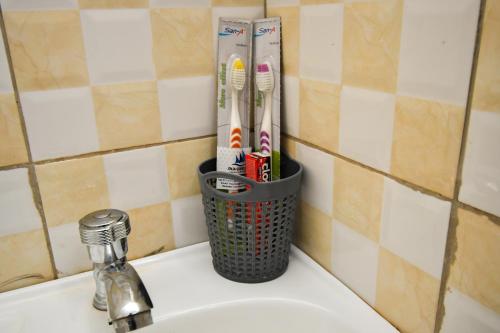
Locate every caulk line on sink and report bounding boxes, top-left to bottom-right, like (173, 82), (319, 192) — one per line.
(0, 274), (45, 290)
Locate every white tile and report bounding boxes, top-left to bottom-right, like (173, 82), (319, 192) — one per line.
(296, 143), (334, 216)
(331, 221), (379, 305)
(380, 178), (451, 279)
(283, 75), (299, 137)
(0, 31), (13, 93)
(459, 110), (500, 217)
(158, 76), (216, 141)
(397, 0), (480, 106)
(0, 0), (77, 11)
(267, 0), (299, 7)
(299, 4), (343, 84)
(48, 222), (92, 277)
(441, 288), (500, 333)
(211, 6), (264, 57)
(21, 87), (99, 161)
(0, 168), (42, 237)
(150, 0), (210, 7)
(80, 9), (155, 84)
(103, 146), (169, 211)
(171, 195), (208, 248)
(339, 86), (395, 172)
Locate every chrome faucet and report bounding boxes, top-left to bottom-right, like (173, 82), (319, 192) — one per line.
(79, 209), (154, 333)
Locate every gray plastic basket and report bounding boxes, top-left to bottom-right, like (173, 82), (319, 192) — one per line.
(198, 156), (302, 283)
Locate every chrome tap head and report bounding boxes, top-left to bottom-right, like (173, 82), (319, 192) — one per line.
(79, 209), (130, 246)
(79, 209), (131, 265)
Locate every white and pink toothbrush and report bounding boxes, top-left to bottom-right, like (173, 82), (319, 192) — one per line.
(256, 62), (274, 155)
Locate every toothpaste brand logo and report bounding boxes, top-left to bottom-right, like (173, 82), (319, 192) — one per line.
(219, 27), (245, 37)
(254, 26), (276, 37)
(232, 152), (245, 167)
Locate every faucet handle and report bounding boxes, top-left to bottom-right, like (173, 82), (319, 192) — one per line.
(79, 209), (130, 246)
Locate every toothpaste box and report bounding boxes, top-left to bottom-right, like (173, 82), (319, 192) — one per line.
(246, 152), (271, 183)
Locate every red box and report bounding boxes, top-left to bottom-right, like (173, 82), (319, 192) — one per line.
(245, 152), (271, 182)
(245, 152), (271, 256)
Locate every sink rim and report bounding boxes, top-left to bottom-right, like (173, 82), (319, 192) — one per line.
(0, 243), (399, 333)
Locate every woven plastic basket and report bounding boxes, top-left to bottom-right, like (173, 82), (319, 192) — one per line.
(198, 155), (302, 283)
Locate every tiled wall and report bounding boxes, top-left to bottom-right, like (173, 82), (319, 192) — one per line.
(0, 1), (498, 332)
(271, 0), (499, 332)
(441, 0), (500, 332)
(0, 0), (264, 292)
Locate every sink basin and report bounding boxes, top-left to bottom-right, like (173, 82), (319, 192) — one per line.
(0, 243), (398, 333)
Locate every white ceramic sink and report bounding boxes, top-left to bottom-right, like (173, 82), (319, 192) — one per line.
(0, 243), (398, 333)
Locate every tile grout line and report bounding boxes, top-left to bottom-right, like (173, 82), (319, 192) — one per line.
(283, 133), (453, 201)
(0, 8), (58, 280)
(0, 134), (217, 171)
(456, 201), (500, 226)
(33, 134), (217, 166)
(283, 131), (500, 227)
(432, 0), (486, 331)
(0, 161), (31, 171)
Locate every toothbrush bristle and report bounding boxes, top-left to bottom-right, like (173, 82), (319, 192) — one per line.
(231, 58), (246, 91)
(234, 59), (244, 70)
(257, 63), (270, 73)
(256, 62), (274, 93)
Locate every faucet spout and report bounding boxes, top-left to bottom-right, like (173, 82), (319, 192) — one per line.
(96, 260), (153, 333)
(79, 209), (154, 333)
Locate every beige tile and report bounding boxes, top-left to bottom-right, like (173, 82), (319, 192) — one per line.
(375, 247), (441, 333)
(127, 202), (175, 260)
(282, 136), (297, 159)
(0, 93), (28, 167)
(0, 229), (54, 293)
(165, 137), (216, 200)
(343, 0), (403, 93)
(92, 81), (162, 150)
(4, 11), (88, 92)
(449, 208), (500, 313)
(267, 7), (299, 76)
(471, 0), (500, 112)
(212, 0), (263, 6)
(391, 96), (464, 197)
(151, 8), (213, 79)
(333, 158), (383, 242)
(36, 156), (110, 228)
(295, 201), (332, 271)
(79, 0), (148, 8)
(299, 79), (340, 152)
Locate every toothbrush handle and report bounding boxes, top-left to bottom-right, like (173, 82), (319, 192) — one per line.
(260, 93), (272, 154)
(230, 90), (242, 148)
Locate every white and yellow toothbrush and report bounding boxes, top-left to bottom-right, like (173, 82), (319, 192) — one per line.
(230, 58), (245, 149)
(227, 58), (246, 228)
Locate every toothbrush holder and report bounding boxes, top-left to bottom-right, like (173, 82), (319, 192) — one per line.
(198, 154), (302, 283)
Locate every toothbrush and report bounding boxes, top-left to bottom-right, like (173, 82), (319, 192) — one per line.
(254, 62), (274, 254)
(227, 58), (246, 231)
(256, 62), (274, 155)
(230, 58), (246, 149)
